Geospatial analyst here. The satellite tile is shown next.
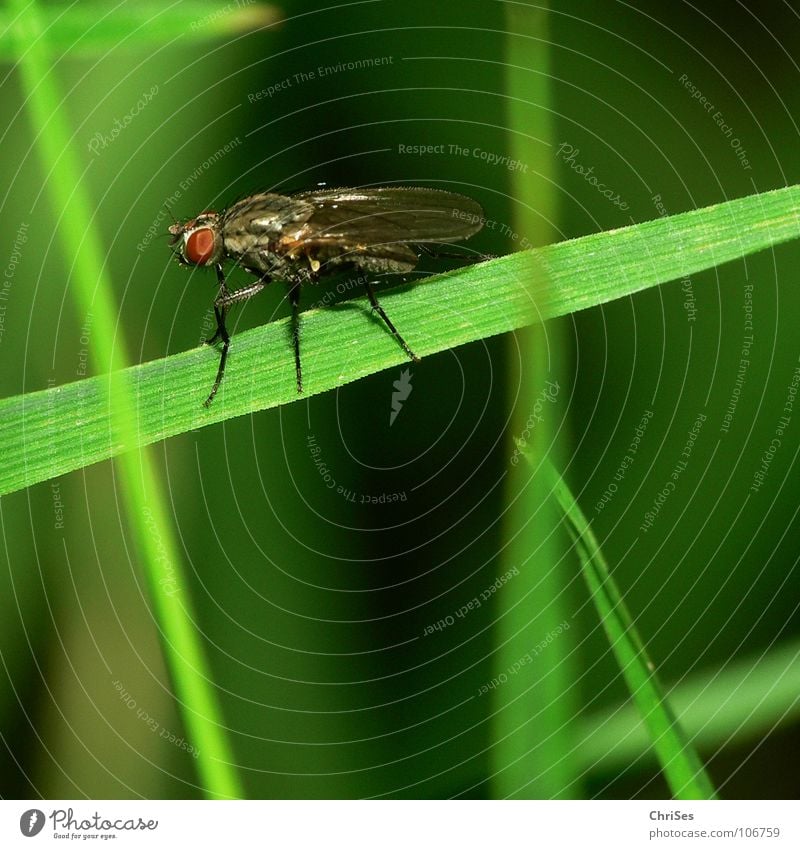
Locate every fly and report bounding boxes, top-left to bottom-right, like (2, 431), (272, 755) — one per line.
(168, 186), (485, 406)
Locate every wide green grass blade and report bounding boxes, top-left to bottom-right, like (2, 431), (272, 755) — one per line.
(0, 2), (278, 58)
(8, 0), (242, 799)
(2, 183), (800, 497)
(538, 459), (717, 799)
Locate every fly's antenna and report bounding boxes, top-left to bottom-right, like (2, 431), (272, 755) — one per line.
(164, 203), (179, 225)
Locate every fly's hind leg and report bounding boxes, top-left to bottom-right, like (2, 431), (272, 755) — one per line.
(363, 279), (419, 363)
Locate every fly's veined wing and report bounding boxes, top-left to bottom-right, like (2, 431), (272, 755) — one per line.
(289, 187), (485, 247)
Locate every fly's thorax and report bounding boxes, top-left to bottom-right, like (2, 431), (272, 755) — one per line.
(216, 195), (308, 275)
(221, 192), (314, 240)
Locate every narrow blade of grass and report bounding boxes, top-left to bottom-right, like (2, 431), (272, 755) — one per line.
(9, 0), (242, 799)
(2, 184), (800, 497)
(537, 458), (717, 799)
(578, 638), (800, 772)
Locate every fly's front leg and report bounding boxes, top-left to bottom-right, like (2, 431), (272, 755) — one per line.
(203, 264), (231, 407)
(203, 264), (267, 407)
(289, 282), (303, 393)
(363, 279), (420, 363)
(204, 263), (229, 345)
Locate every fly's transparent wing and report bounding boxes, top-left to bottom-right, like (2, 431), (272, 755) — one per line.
(289, 187), (485, 247)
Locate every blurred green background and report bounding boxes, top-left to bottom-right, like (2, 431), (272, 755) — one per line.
(1, 0), (798, 799)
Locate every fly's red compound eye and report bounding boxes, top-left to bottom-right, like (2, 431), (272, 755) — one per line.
(185, 227), (216, 265)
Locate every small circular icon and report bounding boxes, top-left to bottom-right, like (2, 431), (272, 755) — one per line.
(19, 809), (45, 837)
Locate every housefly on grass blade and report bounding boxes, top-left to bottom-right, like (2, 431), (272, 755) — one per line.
(168, 186), (485, 406)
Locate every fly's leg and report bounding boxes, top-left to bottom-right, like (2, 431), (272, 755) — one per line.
(203, 264), (231, 407)
(215, 280), (267, 306)
(416, 243), (495, 263)
(363, 280), (420, 363)
(205, 303), (226, 346)
(203, 264), (267, 407)
(289, 282), (303, 393)
(204, 264), (229, 345)
(204, 314), (230, 408)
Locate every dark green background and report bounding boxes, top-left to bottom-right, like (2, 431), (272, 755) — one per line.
(1, 0), (798, 799)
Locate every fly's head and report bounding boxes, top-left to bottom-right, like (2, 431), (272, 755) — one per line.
(169, 212), (223, 268)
